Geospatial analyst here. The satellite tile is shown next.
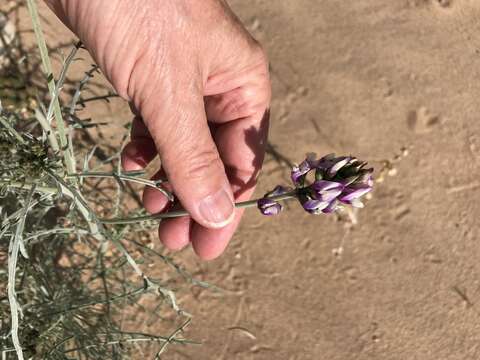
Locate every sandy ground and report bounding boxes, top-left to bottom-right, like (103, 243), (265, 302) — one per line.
(5, 0), (480, 359)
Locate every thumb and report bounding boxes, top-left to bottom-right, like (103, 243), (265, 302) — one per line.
(139, 81), (235, 229)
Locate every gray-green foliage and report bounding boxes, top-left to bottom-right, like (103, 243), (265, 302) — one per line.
(0, 2), (198, 358)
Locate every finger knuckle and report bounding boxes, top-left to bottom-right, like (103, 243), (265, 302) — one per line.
(180, 148), (222, 181)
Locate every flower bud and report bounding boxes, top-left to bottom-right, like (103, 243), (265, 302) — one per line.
(257, 198), (283, 216)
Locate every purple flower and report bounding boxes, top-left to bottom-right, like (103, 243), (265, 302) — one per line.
(322, 199), (339, 213)
(315, 153), (336, 169)
(291, 153), (323, 185)
(359, 173), (374, 187)
(266, 185), (292, 197)
(338, 186), (372, 203)
(257, 185), (292, 216)
(337, 184), (372, 209)
(291, 160), (311, 186)
(302, 199), (331, 214)
(300, 180), (344, 214)
(257, 198), (283, 216)
(327, 156), (352, 177)
(315, 153), (343, 171)
(312, 180), (344, 202)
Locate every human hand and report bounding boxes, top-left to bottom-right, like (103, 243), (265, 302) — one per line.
(45, 0), (271, 260)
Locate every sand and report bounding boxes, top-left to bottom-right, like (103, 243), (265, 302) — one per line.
(5, 0), (480, 359)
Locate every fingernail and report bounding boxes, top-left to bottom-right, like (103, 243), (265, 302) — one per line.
(125, 146), (147, 169)
(198, 188), (235, 228)
(134, 156), (148, 168)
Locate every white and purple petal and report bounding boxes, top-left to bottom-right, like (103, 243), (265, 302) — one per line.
(349, 198), (365, 208)
(302, 199), (330, 214)
(312, 180), (344, 192)
(339, 186), (372, 202)
(327, 156), (351, 177)
(305, 153), (320, 167)
(291, 160), (312, 185)
(312, 180), (344, 201)
(257, 198), (283, 216)
(320, 189), (343, 202)
(266, 185), (292, 197)
(322, 200), (338, 214)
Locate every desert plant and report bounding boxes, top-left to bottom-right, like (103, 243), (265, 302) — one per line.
(0, 1), (373, 359)
(0, 2), (199, 359)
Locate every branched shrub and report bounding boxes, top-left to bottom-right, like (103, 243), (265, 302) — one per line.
(0, 2), (197, 359)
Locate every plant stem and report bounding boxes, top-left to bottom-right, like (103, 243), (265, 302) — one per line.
(0, 180), (57, 195)
(0, 114), (25, 144)
(69, 65), (99, 116)
(100, 191), (299, 225)
(45, 170), (185, 314)
(7, 185), (36, 360)
(34, 108), (60, 152)
(77, 92), (119, 105)
(67, 171), (173, 200)
(26, 0), (75, 174)
(0, 178), (298, 223)
(155, 318), (192, 359)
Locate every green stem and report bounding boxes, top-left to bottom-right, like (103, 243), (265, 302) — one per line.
(67, 171), (162, 184)
(7, 185), (36, 360)
(43, 286), (147, 317)
(26, 0), (75, 174)
(34, 108), (60, 152)
(0, 115), (25, 144)
(0, 180), (57, 195)
(100, 191), (299, 225)
(67, 171), (172, 200)
(0, 179), (298, 224)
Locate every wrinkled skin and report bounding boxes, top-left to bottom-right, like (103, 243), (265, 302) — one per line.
(45, 0), (271, 260)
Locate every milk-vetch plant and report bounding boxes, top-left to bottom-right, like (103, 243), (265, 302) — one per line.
(0, 3), (199, 359)
(0, 1), (374, 359)
(100, 154), (373, 224)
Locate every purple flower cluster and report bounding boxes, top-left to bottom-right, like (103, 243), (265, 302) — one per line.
(293, 153), (373, 214)
(257, 153), (373, 216)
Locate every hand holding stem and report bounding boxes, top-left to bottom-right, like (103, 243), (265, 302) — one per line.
(45, 0), (271, 260)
